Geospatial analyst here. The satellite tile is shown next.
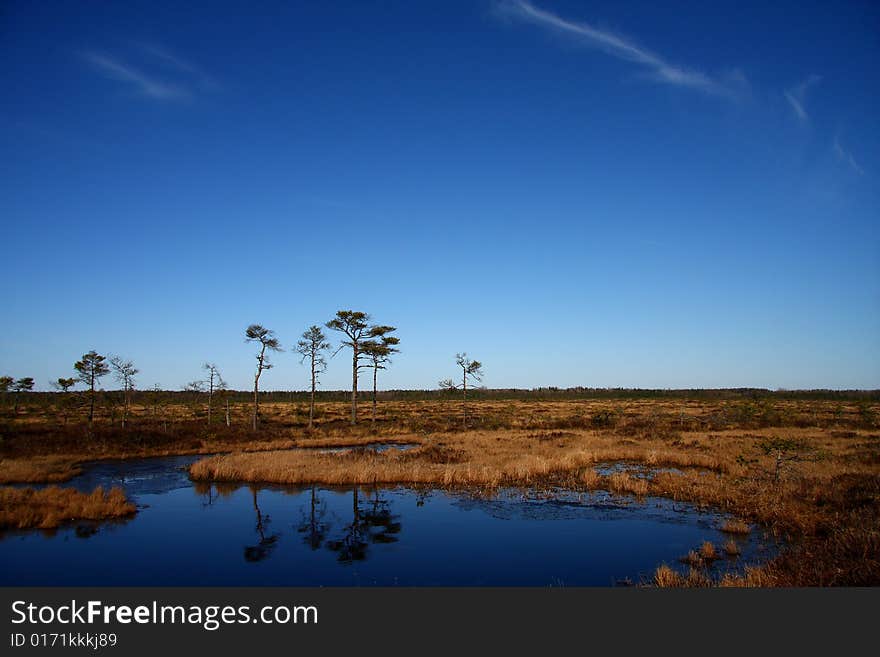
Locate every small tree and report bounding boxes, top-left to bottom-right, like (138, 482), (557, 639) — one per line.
(202, 363), (226, 426)
(109, 356), (138, 429)
(757, 437), (815, 484)
(296, 326), (331, 429)
(0, 376), (13, 410)
(53, 377), (77, 393)
(362, 332), (400, 425)
(50, 377), (78, 424)
(183, 380), (206, 419)
(74, 351), (109, 424)
(326, 310), (394, 425)
(439, 353), (483, 429)
(245, 324), (282, 430)
(12, 377), (35, 415)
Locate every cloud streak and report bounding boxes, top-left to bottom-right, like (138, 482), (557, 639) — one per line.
(497, 0), (745, 99)
(833, 137), (864, 175)
(784, 75), (821, 122)
(82, 44), (216, 102)
(134, 42), (220, 92)
(83, 51), (192, 100)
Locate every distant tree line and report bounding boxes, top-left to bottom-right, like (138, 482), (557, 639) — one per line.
(4, 305), (879, 433)
(2, 309), (463, 430)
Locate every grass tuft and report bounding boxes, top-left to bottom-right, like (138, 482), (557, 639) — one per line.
(0, 486), (136, 530)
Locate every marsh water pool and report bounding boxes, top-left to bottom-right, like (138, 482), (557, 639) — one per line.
(0, 453), (772, 586)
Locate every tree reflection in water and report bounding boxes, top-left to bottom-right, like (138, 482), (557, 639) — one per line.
(361, 485), (402, 544)
(326, 486), (402, 563)
(244, 486), (280, 562)
(193, 480), (215, 507)
(297, 485), (330, 550)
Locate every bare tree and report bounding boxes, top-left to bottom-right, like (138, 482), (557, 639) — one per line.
(183, 380), (206, 420)
(12, 377), (35, 415)
(326, 310), (395, 425)
(439, 353), (484, 428)
(109, 356), (138, 429)
(361, 332), (400, 426)
(202, 363), (226, 426)
(245, 324), (282, 430)
(74, 351), (109, 425)
(295, 326), (331, 429)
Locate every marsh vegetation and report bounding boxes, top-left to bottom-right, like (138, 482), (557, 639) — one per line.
(1, 392), (878, 585)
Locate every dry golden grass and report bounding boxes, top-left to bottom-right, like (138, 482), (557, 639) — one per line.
(5, 396), (878, 447)
(724, 539), (741, 556)
(720, 519), (751, 535)
(652, 564), (680, 587)
(0, 456), (82, 484)
(681, 550), (703, 567)
(580, 468), (600, 487)
(0, 486), (135, 530)
(653, 564), (713, 588)
(608, 471), (649, 497)
(699, 541), (718, 561)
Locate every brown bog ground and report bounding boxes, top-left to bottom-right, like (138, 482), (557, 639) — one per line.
(2, 395), (878, 585)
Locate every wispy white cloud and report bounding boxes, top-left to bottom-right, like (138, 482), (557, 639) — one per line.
(495, 0), (746, 100)
(83, 51), (192, 101)
(784, 75), (821, 122)
(82, 44), (217, 102)
(134, 42), (220, 92)
(833, 137), (864, 175)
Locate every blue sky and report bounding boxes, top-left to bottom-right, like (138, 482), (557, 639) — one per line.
(1, 0), (878, 391)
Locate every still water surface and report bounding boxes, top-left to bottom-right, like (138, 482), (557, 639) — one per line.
(0, 453), (771, 585)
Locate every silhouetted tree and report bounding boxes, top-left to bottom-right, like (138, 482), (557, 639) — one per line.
(326, 486), (369, 563)
(326, 486), (402, 564)
(109, 356), (138, 428)
(244, 486), (280, 562)
(0, 376), (12, 410)
(361, 487), (402, 544)
(184, 380), (206, 393)
(297, 486), (330, 550)
(439, 353), (484, 428)
(245, 324), (282, 430)
(361, 332), (400, 425)
(326, 311), (395, 425)
(202, 363), (225, 426)
(50, 377), (77, 424)
(296, 326), (331, 429)
(12, 377), (34, 414)
(53, 377), (77, 393)
(75, 351), (109, 424)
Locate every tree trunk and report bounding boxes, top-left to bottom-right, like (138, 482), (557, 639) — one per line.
(226, 399), (230, 427)
(352, 486), (359, 522)
(350, 345), (358, 425)
(88, 378), (95, 425)
(310, 486), (316, 534)
(372, 365), (378, 425)
(309, 356), (316, 429)
(252, 375), (259, 431)
(462, 368), (468, 429)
